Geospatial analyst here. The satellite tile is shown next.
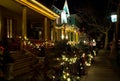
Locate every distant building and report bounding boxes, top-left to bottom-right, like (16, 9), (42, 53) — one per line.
(51, 0), (81, 45)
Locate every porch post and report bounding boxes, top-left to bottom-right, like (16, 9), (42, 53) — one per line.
(76, 32), (78, 43)
(53, 20), (56, 41)
(44, 17), (48, 41)
(21, 6), (27, 50)
(0, 7), (2, 41)
(22, 6), (27, 38)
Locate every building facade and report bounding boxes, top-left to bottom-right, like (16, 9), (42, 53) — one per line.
(51, 0), (80, 45)
(0, 0), (59, 50)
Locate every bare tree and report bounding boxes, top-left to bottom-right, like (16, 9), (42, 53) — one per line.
(76, 8), (112, 50)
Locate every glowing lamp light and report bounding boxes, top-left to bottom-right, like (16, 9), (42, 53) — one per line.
(61, 34), (64, 39)
(111, 13), (117, 22)
(66, 35), (68, 39)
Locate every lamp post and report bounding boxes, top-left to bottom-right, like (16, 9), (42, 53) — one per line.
(115, 3), (120, 65)
(110, 13), (117, 58)
(111, 8), (119, 65)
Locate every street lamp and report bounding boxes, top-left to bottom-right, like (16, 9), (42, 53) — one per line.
(110, 13), (117, 43)
(110, 13), (117, 45)
(111, 13), (117, 23)
(110, 12), (119, 65)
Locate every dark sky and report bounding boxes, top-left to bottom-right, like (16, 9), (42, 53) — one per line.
(37, 0), (118, 16)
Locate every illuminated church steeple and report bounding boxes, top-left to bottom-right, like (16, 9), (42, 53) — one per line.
(63, 0), (70, 17)
(61, 0), (70, 24)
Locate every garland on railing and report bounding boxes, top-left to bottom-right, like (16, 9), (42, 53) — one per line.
(21, 37), (54, 51)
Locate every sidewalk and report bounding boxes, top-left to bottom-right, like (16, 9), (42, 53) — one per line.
(81, 49), (120, 81)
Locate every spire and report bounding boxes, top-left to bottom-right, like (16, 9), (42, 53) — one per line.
(63, 0), (70, 17)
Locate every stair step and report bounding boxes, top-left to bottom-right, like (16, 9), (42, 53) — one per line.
(14, 56), (32, 64)
(13, 60), (36, 70)
(13, 66), (32, 77)
(10, 49), (40, 77)
(11, 54), (29, 60)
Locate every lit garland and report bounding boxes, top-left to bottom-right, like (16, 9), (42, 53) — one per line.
(23, 39), (42, 50)
(85, 53), (94, 66)
(21, 37), (54, 51)
(61, 55), (77, 64)
(62, 69), (81, 81)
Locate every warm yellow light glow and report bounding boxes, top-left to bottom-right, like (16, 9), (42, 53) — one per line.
(66, 35), (68, 39)
(61, 34), (64, 39)
(15, 0), (59, 20)
(55, 24), (80, 45)
(31, 0), (59, 17)
(67, 78), (71, 81)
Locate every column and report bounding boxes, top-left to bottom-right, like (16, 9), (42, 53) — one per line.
(22, 6), (27, 38)
(76, 32), (78, 43)
(53, 20), (56, 41)
(0, 7), (2, 41)
(21, 6), (27, 50)
(61, 28), (64, 40)
(44, 17), (48, 41)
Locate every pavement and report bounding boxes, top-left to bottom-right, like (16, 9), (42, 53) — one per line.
(81, 49), (120, 81)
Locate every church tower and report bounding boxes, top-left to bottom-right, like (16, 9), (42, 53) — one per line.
(63, 0), (70, 17)
(61, 0), (70, 24)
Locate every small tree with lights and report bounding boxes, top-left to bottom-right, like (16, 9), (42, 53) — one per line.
(45, 40), (83, 81)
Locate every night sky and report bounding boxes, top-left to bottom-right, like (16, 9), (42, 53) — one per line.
(37, 0), (118, 17)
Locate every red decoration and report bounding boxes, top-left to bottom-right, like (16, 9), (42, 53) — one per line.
(0, 46), (4, 52)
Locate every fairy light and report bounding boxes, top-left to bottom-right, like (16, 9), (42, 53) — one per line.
(67, 78), (71, 81)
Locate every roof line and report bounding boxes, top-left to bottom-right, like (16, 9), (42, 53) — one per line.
(16, 0), (59, 20)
